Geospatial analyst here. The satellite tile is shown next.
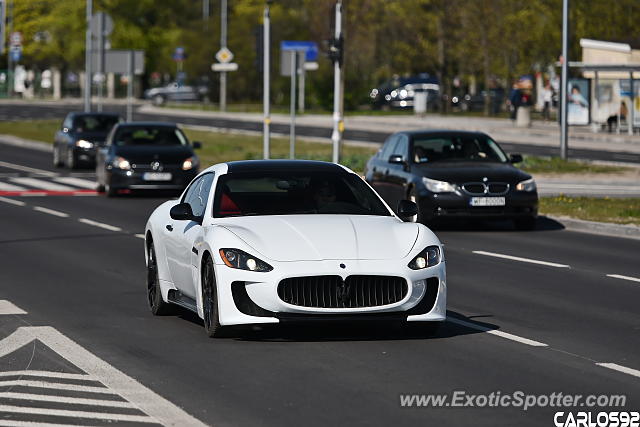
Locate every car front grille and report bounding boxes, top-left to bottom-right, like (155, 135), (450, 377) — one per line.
(461, 182), (510, 196)
(278, 275), (408, 308)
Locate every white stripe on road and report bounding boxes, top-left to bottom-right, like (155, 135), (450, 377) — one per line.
(33, 206), (70, 218)
(0, 392), (135, 409)
(0, 161), (55, 176)
(0, 300), (27, 315)
(135, 234), (146, 239)
(472, 250), (570, 268)
(53, 176), (97, 189)
(10, 177), (75, 192)
(0, 182), (28, 191)
(78, 218), (122, 232)
(447, 317), (548, 347)
(0, 405), (156, 424)
(606, 274), (640, 283)
(0, 196), (26, 206)
(596, 363), (640, 379)
(0, 421), (101, 427)
(0, 371), (89, 380)
(0, 380), (117, 394)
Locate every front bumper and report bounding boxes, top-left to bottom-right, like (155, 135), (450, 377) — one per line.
(107, 167), (198, 191)
(418, 190), (538, 220)
(213, 258), (447, 326)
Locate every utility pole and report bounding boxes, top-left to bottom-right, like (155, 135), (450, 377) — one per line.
(0, 0), (6, 56)
(84, 0), (93, 112)
(289, 51), (297, 159)
(96, 11), (105, 112)
(203, 0), (210, 22)
(219, 0), (227, 111)
(6, 0), (13, 98)
(263, 1), (271, 159)
(559, 0), (569, 160)
(330, 0), (344, 164)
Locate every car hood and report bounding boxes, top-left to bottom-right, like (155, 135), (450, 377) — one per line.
(414, 161), (530, 183)
(217, 215), (419, 262)
(114, 145), (194, 163)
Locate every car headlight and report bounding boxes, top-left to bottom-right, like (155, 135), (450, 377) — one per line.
(423, 177), (456, 193)
(516, 178), (536, 192)
(112, 156), (131, 170)
(75, 139), (93, 149)
(219, 248), (273, 272)
(408, 245), (441, 270)
(182, 156), (198, 171)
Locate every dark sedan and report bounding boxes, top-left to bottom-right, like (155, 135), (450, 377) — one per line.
(96, 122), (201, 197)
(364, 130), (538, 230)
(53, 112), (122, 169)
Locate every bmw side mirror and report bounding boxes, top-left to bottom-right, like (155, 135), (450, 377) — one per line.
(397, 200), (418, 220)
(193, 141), (202, 149)
(388, 154), (405, 165)
(510, 154), (523, 164)
(170, 202), (196, 221)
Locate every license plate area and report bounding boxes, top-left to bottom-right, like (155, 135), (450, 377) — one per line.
(143, 172), (172, 181)
(470, 197), (506, 207)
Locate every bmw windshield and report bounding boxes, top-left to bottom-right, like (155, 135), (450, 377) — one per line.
(412, 135), (509, 163)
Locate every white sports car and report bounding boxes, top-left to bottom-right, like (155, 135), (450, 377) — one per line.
(144, 160), (446, 337)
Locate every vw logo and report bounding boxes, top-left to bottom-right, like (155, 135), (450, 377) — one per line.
(482, 177), (488, 182)
(151, 161), (162, 171)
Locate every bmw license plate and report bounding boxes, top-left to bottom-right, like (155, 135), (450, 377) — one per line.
(470, 197), (506, 207)
(143, 172), (172, 181)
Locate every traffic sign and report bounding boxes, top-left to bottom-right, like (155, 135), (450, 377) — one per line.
(10, 31), (22, 47)
(280, 41), (318, 62)
(212, 62), (238, 72)
(90, 12), (114, 37)
(215, 47), (234, 64)
(173, 47), (186, 62)
(9, 46), (21, 62)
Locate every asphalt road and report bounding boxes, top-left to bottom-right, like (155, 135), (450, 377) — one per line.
(0, 144), (639, 426)
(1, 102), (640, 165)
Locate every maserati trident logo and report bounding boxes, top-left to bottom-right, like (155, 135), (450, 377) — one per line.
(151, 161), (163, 171)
(336, 278), (351, 304)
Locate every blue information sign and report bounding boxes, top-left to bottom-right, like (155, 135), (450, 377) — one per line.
(9, 46), (21, 62)
(280, 41), (318, 62)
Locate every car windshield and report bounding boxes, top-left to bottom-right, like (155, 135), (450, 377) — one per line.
(113, 126), (188, 146)
(73, 115), (119, 133)
(213, 171), (391, 218)
(412, 135), (508, 163)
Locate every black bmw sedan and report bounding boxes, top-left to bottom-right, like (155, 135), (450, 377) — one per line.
(53, 112), (122, 169)
(364, 130), (538, 230)
(96, 122), (201, 197)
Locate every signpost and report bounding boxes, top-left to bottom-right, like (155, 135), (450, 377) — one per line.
(91, 12), (113, 112)
(263, 2), (271, 159)
(329, 1), (344, 164)
(84, 0), (93, 112)
(280, 40), (318, 113)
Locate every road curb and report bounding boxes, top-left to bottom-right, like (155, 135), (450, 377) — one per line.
(547, 215), (640, 240)
(0, 134), (52, 152)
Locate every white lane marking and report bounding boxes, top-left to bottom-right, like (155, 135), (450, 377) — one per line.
(606, 274), (640, 283)
(135, 234), (145, 239)
(472, 250), (570, 268)
(0, 421), (101, 427)
(33, 206), (70, 218)
(0, 326), (207, 426)
(447, 317), (548, 347)
(0, 405), (156, 424)
(596, 363), (640, 378)
(0, 370), (89, 380)
(10, 177), (75, 192)
(0, 300), (27, 315)
(0, 161), (55, 176)
(0, 182), (28, 191)
(53, 176), (97, 189)
(0, 380), (118, 394)
(0, 196), (26, 206)
(0, 392), (135, 409)
(78, 218), (122, 232)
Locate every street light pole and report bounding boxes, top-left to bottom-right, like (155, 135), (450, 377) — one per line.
(263, 1), (271, 159)
(84, 0), (93, 112)
(330, 0), (343, 164)
(559, 0), (569, 160)
(219, 0), (227, 112)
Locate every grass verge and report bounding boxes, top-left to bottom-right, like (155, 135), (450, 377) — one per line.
(0, 119), (60, 143)
(540, 196), (640, 226)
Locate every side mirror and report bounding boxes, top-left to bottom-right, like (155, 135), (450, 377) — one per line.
(388, 154), (405, 165)
(397, 200), (418, 220)
(170, 202), (196, 221)
(510, 154), (523, 164)
(193, 141), (202, 149)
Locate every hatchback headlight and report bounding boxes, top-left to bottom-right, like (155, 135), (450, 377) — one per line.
(219, 248), (273, 272)
(182, 157), (199, 171)
(516, 178), (536, 192)
(408, 246), (441, 270)
(423, 177), (456, 193)
(75, 139), (93, 149)
(112, 156), (131, 170)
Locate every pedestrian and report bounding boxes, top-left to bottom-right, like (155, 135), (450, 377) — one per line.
(606, 101), (628, 133)
(508, 83), (521, 121)
(542, 82), (553, 121)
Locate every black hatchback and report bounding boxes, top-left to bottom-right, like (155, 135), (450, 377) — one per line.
(96, 122), (201, 196)
(364, 130), (538, 230)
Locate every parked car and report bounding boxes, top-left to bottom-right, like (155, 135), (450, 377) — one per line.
(53, 112), (122, 169)
(96, 122), (201, 196)
(364, 130), (538, 230)
(144, 160), (446, 337)
(370, 74), (440, 110)
(143, 83), (208, 106)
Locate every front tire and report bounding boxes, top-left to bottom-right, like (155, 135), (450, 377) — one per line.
(147, 241), (171, 315)
(105, 179), (117, 197)
(53, 145), (63, 167)
(66, 148), (77, 169)
(202, 256), (224, 338)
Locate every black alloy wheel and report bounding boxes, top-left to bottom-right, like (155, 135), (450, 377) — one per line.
(202, 257), (223, 337)
(147, 241), (171, 315)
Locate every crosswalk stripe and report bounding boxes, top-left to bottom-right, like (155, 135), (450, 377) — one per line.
(0, 161), (55, 176)
(53, 177), (97, 189)
(0, 421), (102, 427)
(0, 371), (90, 380)
(0, 405), (156, 424)
(0, 392), (135, 409)
(0, 300), (27, 315)
(0, 380), (118, 394)
(0, 182), (28, 191)
(10, 178), (76, 192)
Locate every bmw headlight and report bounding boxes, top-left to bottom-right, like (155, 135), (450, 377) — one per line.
(219, 248), (273, 272)
(182, 156), (199, 171)
(516, 178), (536, 192)
(423, 177), (456, 193)
(112, 156), (131, 170)
(75, 139), (93, 149)
(408, 246), (441, 270)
